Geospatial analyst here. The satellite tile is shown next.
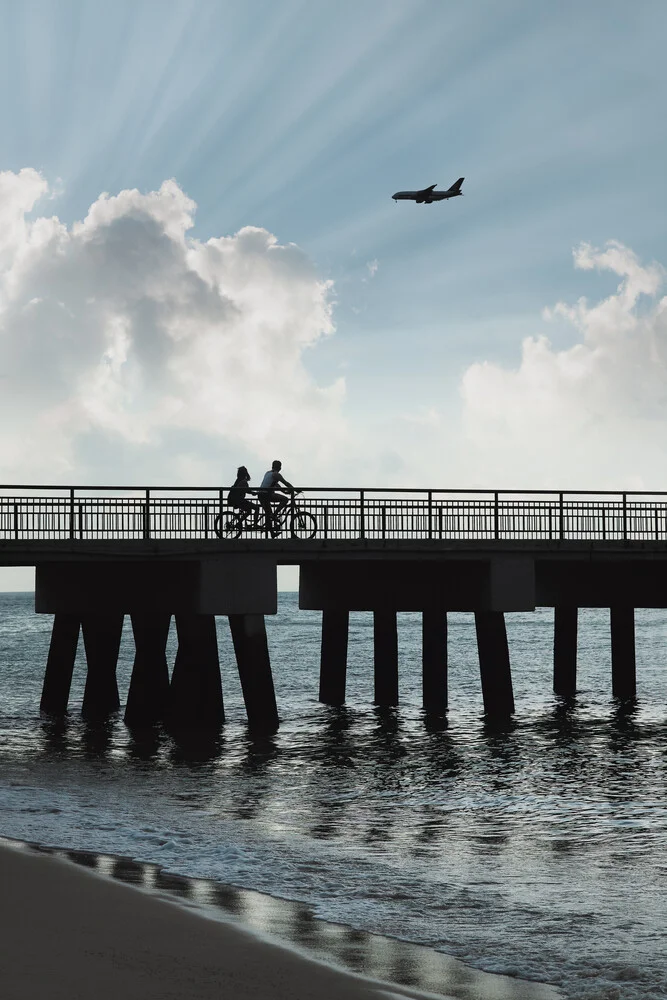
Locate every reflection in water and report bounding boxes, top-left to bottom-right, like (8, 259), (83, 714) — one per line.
(213, 883), (245, 917)
(242, 734), (279, 774)
(20, 841), (556, 1000)
(609, 699), (639, 742)
(113, 856), (146, 885)
(39, 717), (70, 756)
(481, 715), (518, 744)
(126, 725), (162, 762)
(423, 711), (449, 734)
(2, 595), (666, 1000)
(81, 719), (114, 758)
(319, 706), (357, 769)
(154, 869), (193, 899)
(66, 849), (98, 871)
(168, 730), (224, 765)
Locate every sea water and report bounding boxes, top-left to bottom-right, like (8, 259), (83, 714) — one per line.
(0, 592), (665, 999)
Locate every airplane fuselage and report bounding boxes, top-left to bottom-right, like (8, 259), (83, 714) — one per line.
(392, 190), (460, 203)
(392, 178), (464, 203)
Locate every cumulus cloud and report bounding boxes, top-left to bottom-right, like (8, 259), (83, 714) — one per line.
(0, 169), (345, 483)
(3, 169), (662, 495)
(460, 241), (667, 489)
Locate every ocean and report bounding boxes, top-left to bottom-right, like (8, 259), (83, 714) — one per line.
(0, 592), (665, 999)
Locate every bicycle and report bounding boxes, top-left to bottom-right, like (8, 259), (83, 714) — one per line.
(214, 491), (317, 540)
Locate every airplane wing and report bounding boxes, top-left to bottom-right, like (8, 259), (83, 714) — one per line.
(421, 184), (437, 194)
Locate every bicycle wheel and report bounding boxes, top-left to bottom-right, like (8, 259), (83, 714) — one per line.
(214, 512), (243, 539)
(290, 510), (317, 540)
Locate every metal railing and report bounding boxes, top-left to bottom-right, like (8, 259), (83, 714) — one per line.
(2, 486), (667, 543)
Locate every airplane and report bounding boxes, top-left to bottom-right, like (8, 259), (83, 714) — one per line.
(392, 177), (464, 203)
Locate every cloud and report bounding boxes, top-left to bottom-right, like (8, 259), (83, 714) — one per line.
(0, 170), (345, 483)
(2, 169), (662, 496)
(459, 241), (667, 489)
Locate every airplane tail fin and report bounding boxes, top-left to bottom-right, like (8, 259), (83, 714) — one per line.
(447, 177), (464, 194)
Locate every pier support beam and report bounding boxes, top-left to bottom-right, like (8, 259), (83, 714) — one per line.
(374, 610), (398, 707)
(610, 606), (636, 700)
(422, 611), (448, 715)
(319, 610), (349, 706)
(229, 614), (279, 732)
(474, 611), (514, 717)
(81, 615), (124, 719)
(553, 605), (578, 697)
(40, 614), (80, 715)
(124, 614), (171, 727)
(169, 615), (224, 728)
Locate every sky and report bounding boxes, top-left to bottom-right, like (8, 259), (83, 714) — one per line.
(1, 0), (667, 588)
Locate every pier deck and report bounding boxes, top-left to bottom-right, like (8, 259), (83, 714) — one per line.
(2, 485), (666, 726)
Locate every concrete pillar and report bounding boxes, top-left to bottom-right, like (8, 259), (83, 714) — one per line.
(553, 605), (578, 696)
(374, 610), (398, 707)
(319, 610), (349, 706)
(474, 611), (515, 716)
(169, 614), (224, 728)
(40, 614), (80, 715)
(81, 614), (124, 719)
(422, 611), (448, 714)
(610, 606), (636, 700)
(124, 614), (171, 727)
(228, 614), (279, 732)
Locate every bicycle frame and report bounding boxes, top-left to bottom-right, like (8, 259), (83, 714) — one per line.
(215, 492), (317, 540)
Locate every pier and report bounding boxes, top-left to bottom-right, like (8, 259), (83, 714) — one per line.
(2, 484), (667, 729)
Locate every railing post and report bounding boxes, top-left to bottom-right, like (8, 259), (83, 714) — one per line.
(78, 504), (83, 539)
(428, 491), (433, 540)
(622, 493), (627, 541)
(203, 503), (209, 539)
(559, 492), (564, 541)
(381, 506), (386, 540)
(494, 492), (499, 540)
(13, 503), (18, 540)
(69, 487), (75, 540)
(359, 490), (365, 540)
(323, 506), (329, 540)
(144, 488), (151, 540)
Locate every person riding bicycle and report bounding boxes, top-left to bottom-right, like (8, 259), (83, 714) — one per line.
(258, 460), (294, 537)
(226, 466), (259, 524)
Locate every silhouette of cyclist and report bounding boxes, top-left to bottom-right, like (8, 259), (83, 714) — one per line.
(258, 460), (294, 537)
(226, 466), (259, 523)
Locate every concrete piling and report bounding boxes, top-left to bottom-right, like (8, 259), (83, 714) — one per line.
(422, 611), (448, 715)
(169, 614), (224, 728)
(124, 614), (172, 727)
(40, 614), (80, 715)
(610, 606), (636, 700)
(81, 614), (124, 719)
(319, 610), (349, 706)
(228, 614), (279, 732)
(553, 605), (578, 697)
(474, 611), (515, 716)
(374, 610), (399, 707)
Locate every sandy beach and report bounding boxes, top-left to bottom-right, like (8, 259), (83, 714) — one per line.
(0, 842), (434, 1000)
(0, 842), (563, 1000)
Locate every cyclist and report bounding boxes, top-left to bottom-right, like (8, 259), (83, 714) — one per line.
(226, 466), (259, 524)
(258, 460), (294, 536)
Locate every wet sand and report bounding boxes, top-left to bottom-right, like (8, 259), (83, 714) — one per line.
(0, 842), (560, 1000)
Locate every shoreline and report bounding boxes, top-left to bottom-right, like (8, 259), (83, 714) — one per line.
(0, 837), (561, 1000)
